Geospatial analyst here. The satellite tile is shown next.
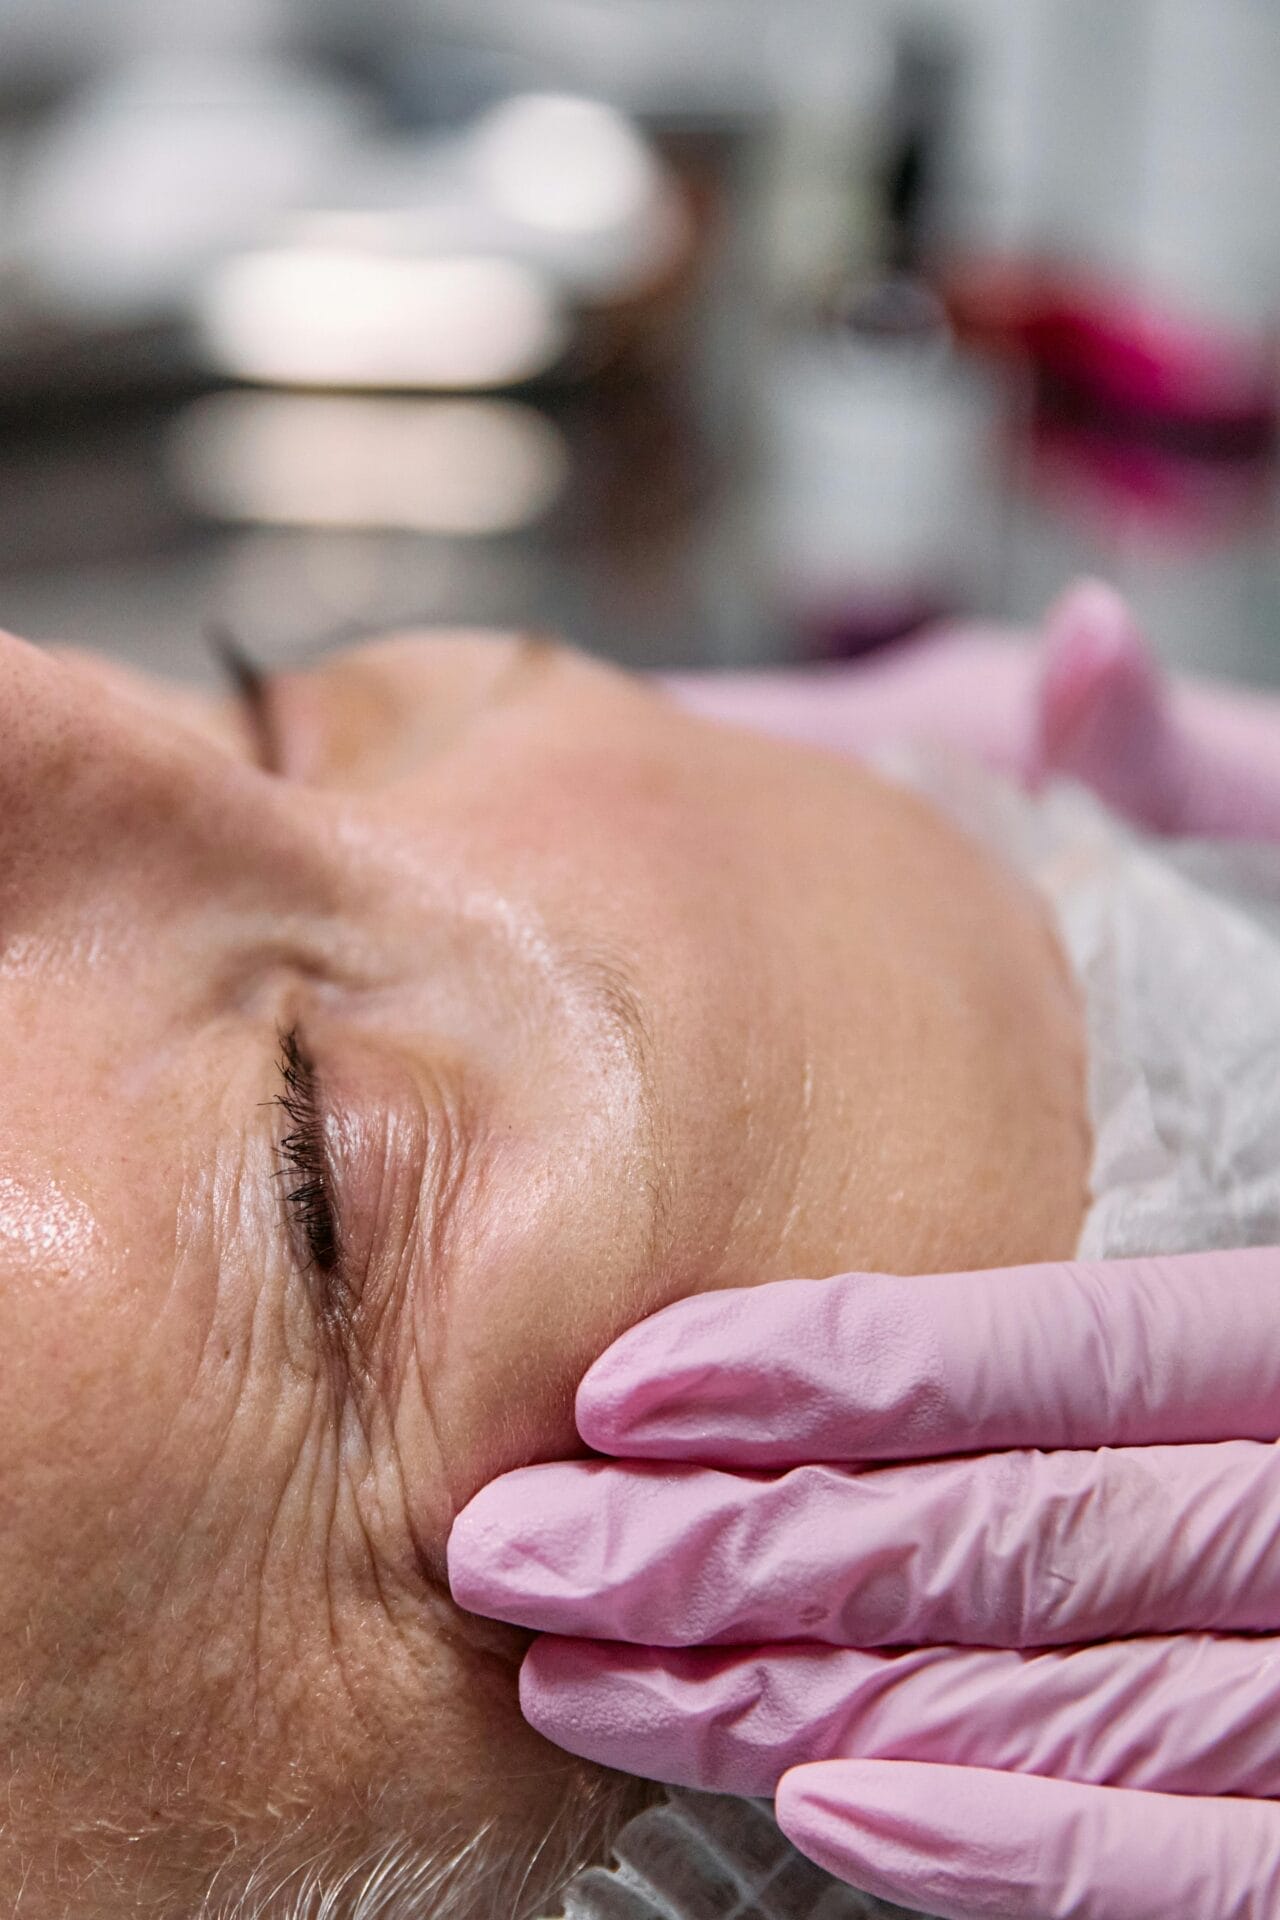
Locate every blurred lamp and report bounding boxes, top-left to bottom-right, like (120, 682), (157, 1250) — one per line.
(465, 92), (686, 301)
(168, 391), (569, 534)
(469, 93), (657, 238)
(197, 247), (568, 389)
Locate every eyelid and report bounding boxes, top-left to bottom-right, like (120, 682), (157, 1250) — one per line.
(308, 1034), (451, 1389)
(274, 1025), (341, 1275)
(268, 1025), (373, 1400)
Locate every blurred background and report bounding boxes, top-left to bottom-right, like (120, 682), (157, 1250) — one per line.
(0, 0), (1278, 685)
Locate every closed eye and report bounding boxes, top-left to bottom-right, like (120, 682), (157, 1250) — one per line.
(273, 1025), (341, 1279)
(265, 1022), (384, 1409)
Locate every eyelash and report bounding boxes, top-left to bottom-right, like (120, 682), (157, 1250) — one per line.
(273, 1026), (340, 1273)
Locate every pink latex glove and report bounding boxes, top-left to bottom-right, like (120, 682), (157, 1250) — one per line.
(667, 577), (1280, 841)
(449, 1253), (1280, 1915)
(775, 1762), (1280, 1920)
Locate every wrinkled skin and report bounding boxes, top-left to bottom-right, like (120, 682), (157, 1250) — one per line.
(0, 628), (1087, 1915)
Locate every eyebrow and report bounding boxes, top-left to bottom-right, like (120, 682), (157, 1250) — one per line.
(205, 624), (283, 773)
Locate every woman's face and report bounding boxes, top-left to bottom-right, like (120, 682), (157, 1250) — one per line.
(0, 629), (1085, 1914)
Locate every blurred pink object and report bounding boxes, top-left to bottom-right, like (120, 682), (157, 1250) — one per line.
(949, 262), (1278, 445)
(666, 577), (1280, 842)
(1037, 580), (1280, 839)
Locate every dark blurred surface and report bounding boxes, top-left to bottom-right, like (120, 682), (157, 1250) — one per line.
(0, 0), (1277, 687)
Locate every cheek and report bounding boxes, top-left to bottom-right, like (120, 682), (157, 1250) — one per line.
(423, 1169), (644, 1513)
(0, 1161), (152, 1542)
(0, 1163), (100, 1291)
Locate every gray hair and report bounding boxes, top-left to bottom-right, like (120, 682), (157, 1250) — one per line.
(195, 1771), (650, 1920)
(202, 1824), (503, 1920)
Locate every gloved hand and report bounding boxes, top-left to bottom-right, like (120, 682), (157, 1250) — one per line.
(449, 1251), (1280, 1919)
(667, 578), (1280, 842)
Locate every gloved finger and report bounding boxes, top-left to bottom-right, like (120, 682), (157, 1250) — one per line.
(1038, 580), (1280, 843)
(576, 1253), (1280, 1466)
(1036, 580), (1183, 833)
(449, 1442), (1280, 1646)
(775, 1762), (1280, 1920)
(518, 1630), (1280, 1799)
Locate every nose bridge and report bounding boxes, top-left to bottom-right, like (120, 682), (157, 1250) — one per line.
(0, 633), (334, 915)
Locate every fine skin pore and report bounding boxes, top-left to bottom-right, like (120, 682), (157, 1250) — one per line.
(0, 627), (1088, 1916)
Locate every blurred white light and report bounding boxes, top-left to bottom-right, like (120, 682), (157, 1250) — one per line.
(16, 54), (367, 321)
(168, 391), (570, 535)
(469, 93), (659, 238)
(197, 248), (568, 390)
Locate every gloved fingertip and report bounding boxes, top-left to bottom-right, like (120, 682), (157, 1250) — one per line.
(446, 1468), (557, 1620)
(778, 1761), (1019, 1920)
(575, 1327), (686, 1451)
(517, 1636), (569, 1730)
(775, 1762), (940, 1912)
(518, 1636), (625, 1768)
(1039, 578), (1162, 763)
(1044, 577), (1146, 660)
(572, 1350), (634, 1449)
(775, 1759), (880, 1842)
(445, 1487), (509, 1616)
